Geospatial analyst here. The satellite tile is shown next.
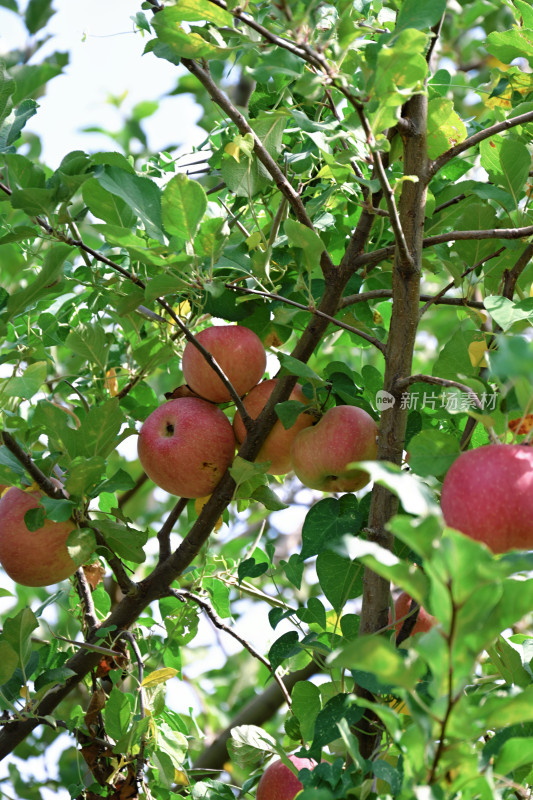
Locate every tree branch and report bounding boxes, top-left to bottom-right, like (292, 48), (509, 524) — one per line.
(430, 109), (533, 178)
(179, 57), (336, 278)
(353, 227), (531, 273)
(174, 589), (293, 708)
(225, 284), (386, 353)
(191, 659), (320, 775)
(0, 431), (65, 499)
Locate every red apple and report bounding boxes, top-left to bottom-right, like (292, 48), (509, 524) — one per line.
(182, 325), (266, 403)
(0, 488), (77, 586)
(441, 444), (533, 553)
(290, 405), (378, 492)
(137, 397), (236, 498)
(256, 754), (317, 800)
(389, 591), (436, 639)
(233, 379), (315, 475)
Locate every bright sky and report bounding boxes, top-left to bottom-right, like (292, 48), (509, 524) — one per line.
(0, 0), (204, 167)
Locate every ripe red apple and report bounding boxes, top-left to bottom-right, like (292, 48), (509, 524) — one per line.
(232, 379), (315, 474)
(256, 754), (317, 800)
(182, 325), (266, 403)
(290, 405), (378, 492)
(0, 488), (77, 586)
(137, 397), (236, 498)
(441, 444), (533, 553)
(389, 591), (436, 639)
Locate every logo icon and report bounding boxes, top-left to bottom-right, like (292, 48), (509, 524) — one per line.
(376, 390), (395, 411)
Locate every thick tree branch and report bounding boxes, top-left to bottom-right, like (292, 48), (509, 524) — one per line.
(358, 93), (429, 758)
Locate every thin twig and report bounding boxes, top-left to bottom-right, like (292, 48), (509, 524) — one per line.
(430, 108), (533, 178)
(0, 431), (64, 498)
(119, 631), (146, 787)
(394, 373), (499, 443)
(175, 589), (293, 708)
(225, 284), (386, 352)
(75, 568), (99, 636)
(418, 247), (505, 316)
(179, 57), (335, 278)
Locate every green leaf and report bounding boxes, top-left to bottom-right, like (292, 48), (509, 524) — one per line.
(150, 9), (227, 59)
(228, 725), (278, 767)
(104, 687), (132, 742)
(39, 496), (75, 523)
(80, 399), (125, 459)
(34, 666), (77, 692)
(82, 178), (136, 227)
(308, 693), (364, 757)
(486, 27), (533, 67)
(162, 173), (207, 240)
(65, 457), (106, 495)
(2, 607), (38, 668)
(25, 0), (55, 33)
(369, 30), (428, 132)
(480, 137), (531, 210)
(0, 99), (38, 150)
(277, 353), (325, 386)
(250, 484), (288, 511)
(300, 496), (363, 560)
(269, 631), (301, 671)
(95, 519), (148, 564)
(0, 640), (19, 684)
(484, 295), (533, 332)
(160, 0), (232, 25)
(407, 430), (460, 478)
(284, 218), (326, 271)
(203, 577), (231, 618)
(356, 461), (439, 516)
(426, 98), (467, 159)
(67, 528), (96, 567)
(292, 681), (321, 742)
(65, 323), (110, 372)
(316, 552), (362, 612)
(6, 243), (71, 319)
(237, 558), (269, 583)
(156, 722), (188, 769)
(96, 166), (164, 243)
(395, 0), (447, 32)
(0, 61), (15, 127)
(2, 361), (47, 399)
(329, 636), (425, 690)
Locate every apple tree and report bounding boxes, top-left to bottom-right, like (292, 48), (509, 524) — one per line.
(2, 0), (533, 798)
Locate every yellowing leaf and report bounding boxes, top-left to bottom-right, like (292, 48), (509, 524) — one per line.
(468, 338), (489, 368)
(141, 667), (179, 688)
(225, 141), (241, 162)
(194, 495), (223, 531)
(105, 367), (119, 397)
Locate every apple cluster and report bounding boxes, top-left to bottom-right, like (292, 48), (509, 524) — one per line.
(137, 324), (380, 499)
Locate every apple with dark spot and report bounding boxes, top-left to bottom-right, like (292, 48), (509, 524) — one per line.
(137, 397), (236, 498)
